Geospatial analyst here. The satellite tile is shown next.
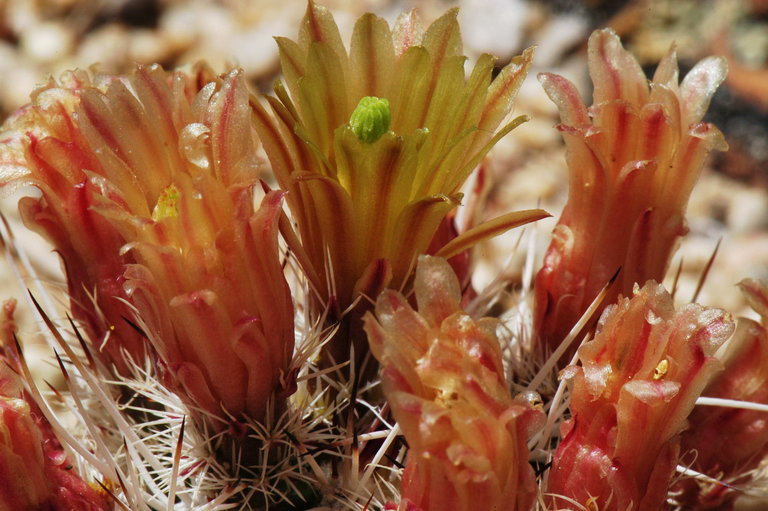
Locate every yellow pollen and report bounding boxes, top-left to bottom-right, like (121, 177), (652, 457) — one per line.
(653, 359), (669, 380)
(152, 184), (181, 221)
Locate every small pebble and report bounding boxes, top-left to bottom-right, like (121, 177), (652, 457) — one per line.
(20, 21), (75, 64)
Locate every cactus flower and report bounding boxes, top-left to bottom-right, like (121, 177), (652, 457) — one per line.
(0, 65), (294, 423)
(546, 282), (734, 511)
(252, 2), (547, 370)
(674, 279), (768, 509)
(0, 300), (111, 511)
(365, 256), (544, 511)
(0, 396), (112, 511)
(534, 29), (728, 360)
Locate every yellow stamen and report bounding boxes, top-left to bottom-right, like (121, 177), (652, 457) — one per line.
(152, 184), (181, 221)
(653, 359), (669, 380)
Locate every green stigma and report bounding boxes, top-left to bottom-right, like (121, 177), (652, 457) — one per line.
(152, 184), (180, 221)
(349, 96), (391, 144)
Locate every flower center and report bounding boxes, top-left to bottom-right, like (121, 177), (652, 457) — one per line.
(349, 96), (391, 144)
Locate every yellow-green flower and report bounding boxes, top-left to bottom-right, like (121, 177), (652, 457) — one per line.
(252, 2), (547, 366)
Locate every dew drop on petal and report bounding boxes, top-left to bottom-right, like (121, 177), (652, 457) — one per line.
(181, 122), (212, 170)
